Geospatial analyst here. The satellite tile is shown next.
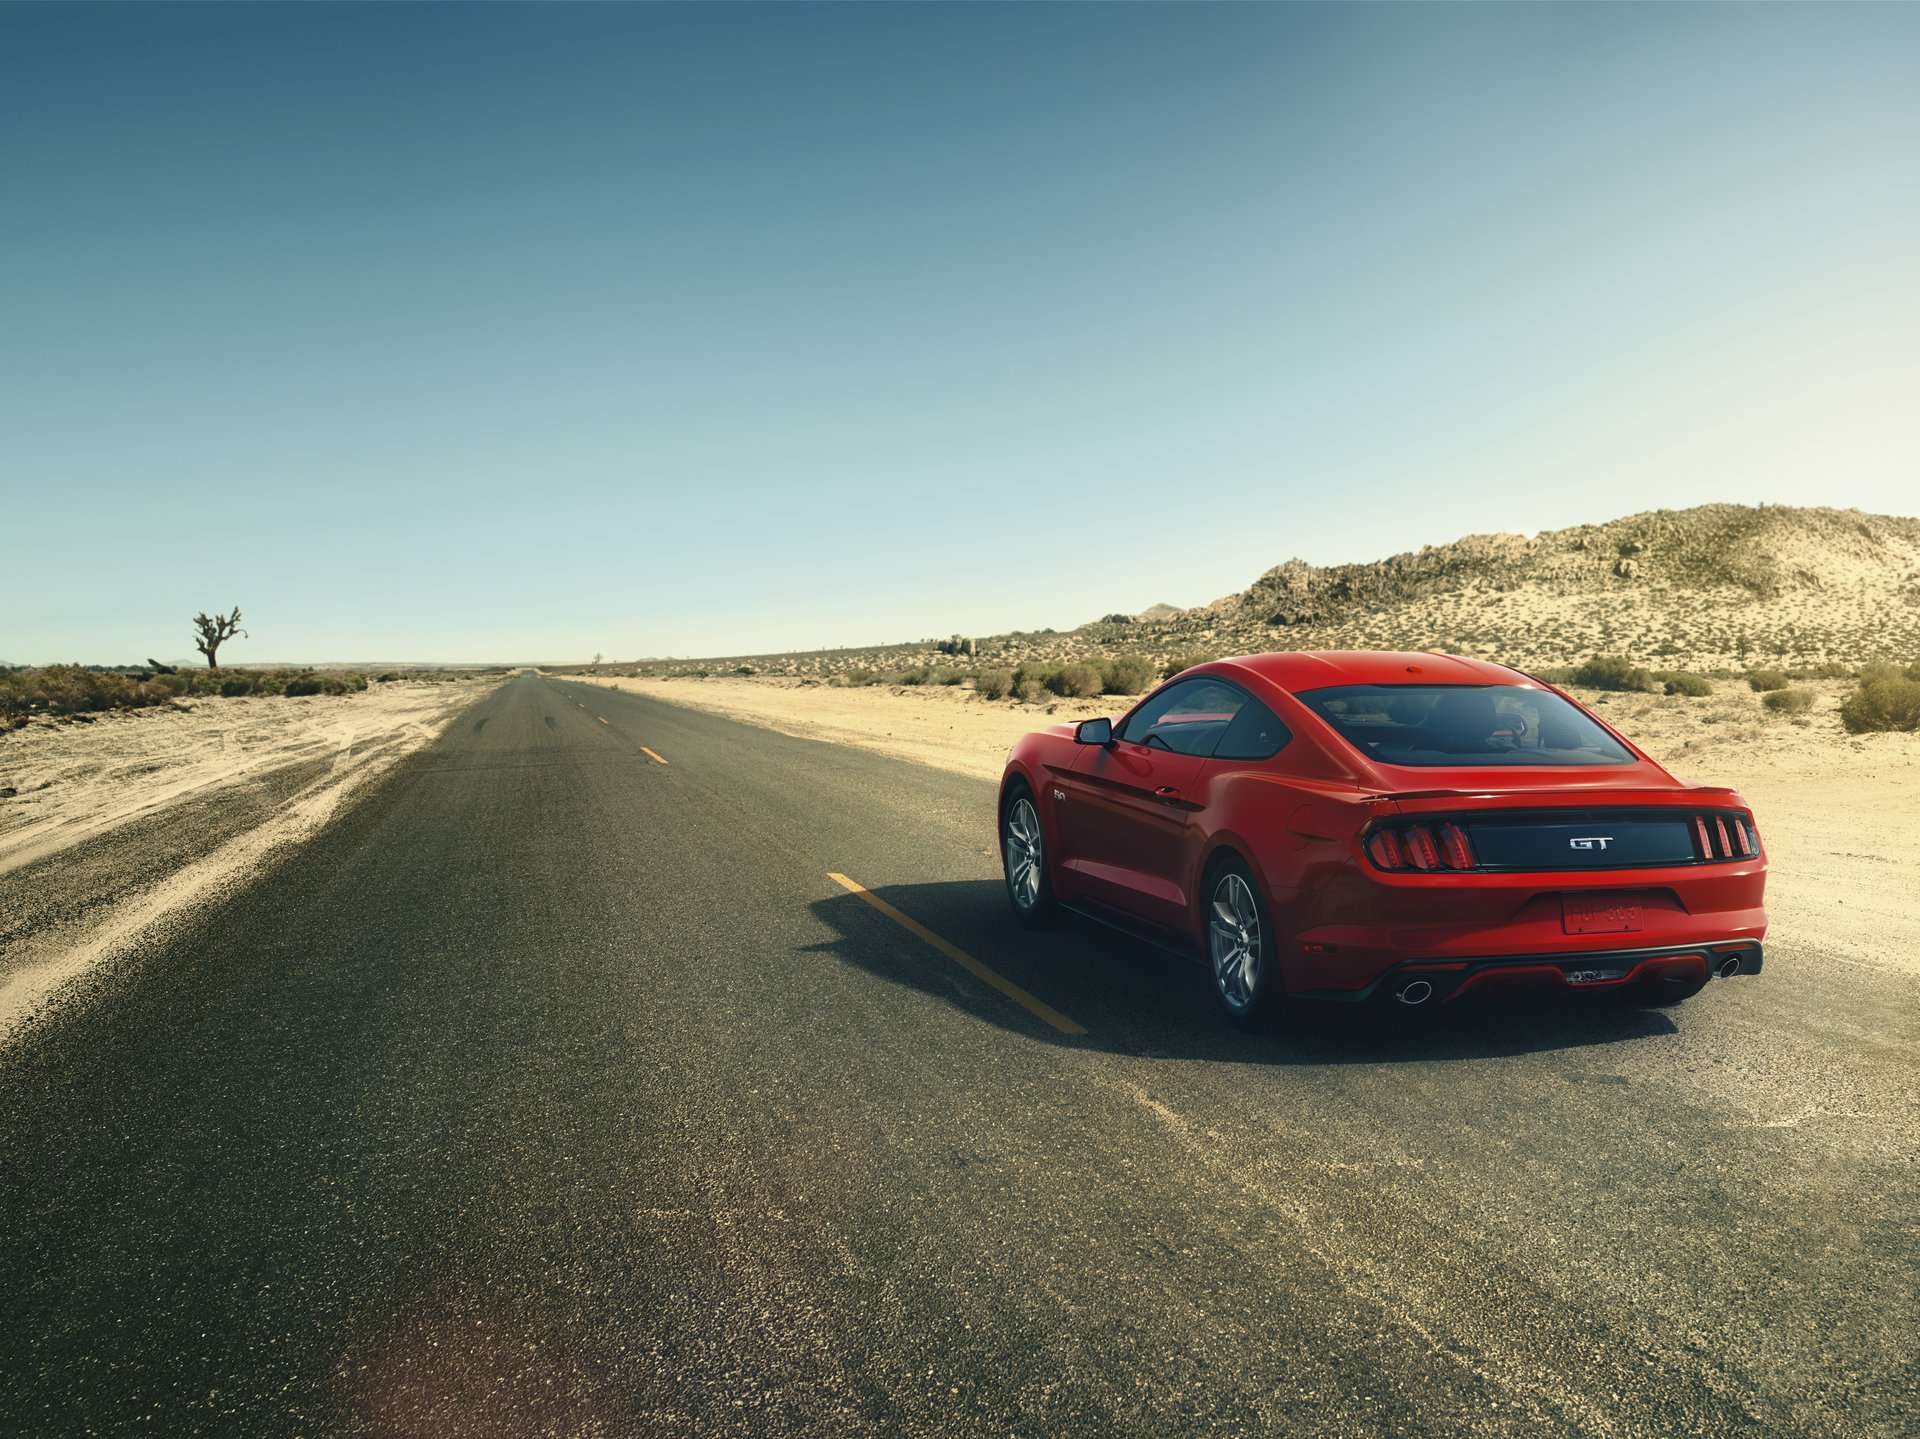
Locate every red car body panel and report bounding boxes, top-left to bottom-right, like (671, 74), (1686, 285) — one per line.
(1000, 651), (1768, 1002)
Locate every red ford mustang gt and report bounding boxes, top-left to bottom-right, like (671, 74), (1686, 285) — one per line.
(998, 651), (1766, 1029)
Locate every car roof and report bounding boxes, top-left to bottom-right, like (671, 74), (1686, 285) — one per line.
(1215, 650), (1526, 693)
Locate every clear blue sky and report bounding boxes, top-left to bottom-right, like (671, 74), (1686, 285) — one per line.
(5, 3), (1916, 664)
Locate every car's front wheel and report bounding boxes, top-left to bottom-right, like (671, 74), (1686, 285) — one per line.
(1001, 784), (1056, 927)
(1207, 857), (1284, 1030)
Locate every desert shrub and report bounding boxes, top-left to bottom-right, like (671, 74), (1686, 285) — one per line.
(0, 665), (172, 719)
(973, 668), (1014, 700)
(151, 673), (190, 696)
(1012, 661), (1052, 690)
(1014, 678), (1047, 703)
(1746, 669), (1792, 693)
(931, 668), (965, 686)
(1101, 656), (1158, 695)
(1163, 652), (1217, 678)
(1840, 677), (1920, 734)
(1762, 687), (1814, 714)
(376, 672), (402, 683)
(220, 676), (254, 696)
(845, 668), (880, 687)
(1571, 656), (1658, 692)
(735, 666), (756, 676)
(1858, 660), (1920, 685)
(283, 676), (324, 697)
(892, 667), (931, 686)
(1048, 662), (1105, 699)
(1657, 672), (1714, 698)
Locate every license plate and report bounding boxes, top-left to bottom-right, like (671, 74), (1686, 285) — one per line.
(1563, 892), (1641, 935)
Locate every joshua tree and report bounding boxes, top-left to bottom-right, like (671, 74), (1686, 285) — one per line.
(592, 652), (603, 672)
(192, 607), (247, 670)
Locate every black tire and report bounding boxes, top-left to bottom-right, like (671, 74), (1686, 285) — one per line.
(1000, 782), (1057, 927)
(1202, 854), (1286, 1031)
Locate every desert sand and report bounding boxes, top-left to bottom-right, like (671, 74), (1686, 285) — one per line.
(0, 678), (494, 1047)
(564, 672), (1920, 981)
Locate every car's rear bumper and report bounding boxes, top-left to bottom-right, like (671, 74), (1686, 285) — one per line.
(1290, 940), (1763, 1005)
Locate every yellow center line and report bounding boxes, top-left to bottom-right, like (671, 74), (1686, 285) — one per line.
(641, 746), (668, 765)
(826, 873), (1086, 1036)
(598, 715), (609, 725)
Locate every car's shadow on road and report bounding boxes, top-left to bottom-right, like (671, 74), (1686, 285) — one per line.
(806, 879), (1679, 1065)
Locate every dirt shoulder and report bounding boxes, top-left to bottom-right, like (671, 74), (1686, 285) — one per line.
(0, 679), (495, 1050)
(570, 673), (1920, 980)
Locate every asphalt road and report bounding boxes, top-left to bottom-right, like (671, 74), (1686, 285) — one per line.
(3, 674), (1913, 1438)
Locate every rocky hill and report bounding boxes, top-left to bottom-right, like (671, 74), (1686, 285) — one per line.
(653, 505), (1920, 677)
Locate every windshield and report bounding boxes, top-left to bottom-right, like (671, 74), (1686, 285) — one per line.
(1296, 684), (1636, 767)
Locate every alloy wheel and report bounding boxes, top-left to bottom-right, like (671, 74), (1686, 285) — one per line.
(1004, 797), (1043, 910)
(1209, 871), (1261, 1008)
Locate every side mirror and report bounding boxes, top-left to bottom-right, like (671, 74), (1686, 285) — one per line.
(1074, 716), (1113, 746)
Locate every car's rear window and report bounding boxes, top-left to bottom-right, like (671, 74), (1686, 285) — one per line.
(1296, 684), (1636, 767)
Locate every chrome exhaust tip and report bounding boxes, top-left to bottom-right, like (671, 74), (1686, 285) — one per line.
(1394, 978), (1435, 1006)
(1715, 955), (1743, 979)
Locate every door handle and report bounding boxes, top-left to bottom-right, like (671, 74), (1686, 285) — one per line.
(1155, 786), (1181, 799)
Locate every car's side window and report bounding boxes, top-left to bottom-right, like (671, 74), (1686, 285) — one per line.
(1117, 678), (1248, 758)
(1211, 696), (1291, 761)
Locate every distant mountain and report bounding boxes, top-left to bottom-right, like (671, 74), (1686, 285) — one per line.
(1149, 504), (1920, 671)
(692, 505), (1920, 675)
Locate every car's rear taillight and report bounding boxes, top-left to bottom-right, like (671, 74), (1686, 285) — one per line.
(1367, 830), (1405, 869)
(1692, 811), (1760, 861)
(1439, 822), (1475, 870)
(1366, 821), (1479, 872)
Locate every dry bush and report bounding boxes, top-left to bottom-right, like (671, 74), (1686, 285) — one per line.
(1572, 656), (1659, 692)
(1859, 660), (1920, 685)
(1163, 652), (1217, 678)
(1746, 669), (1792, 692)
(1841, 677), (1920, 733)
(1762, 688), (1814, 714)
(1656, 672), (1714, 697)
(1049, 662), (1105, 698)
(1100, 656), (1158, 695)
(0, 665), (170, 720)
(973, 668), (1014, 700)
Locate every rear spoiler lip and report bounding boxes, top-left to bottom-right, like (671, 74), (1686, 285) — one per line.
(1363, 785), (1739, 804)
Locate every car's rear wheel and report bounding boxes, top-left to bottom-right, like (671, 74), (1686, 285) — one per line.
(1001, 784), (1056, 927)
(1206, 857), (1284, 1030)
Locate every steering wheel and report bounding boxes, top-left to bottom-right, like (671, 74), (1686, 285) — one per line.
(1493, 711), (1529, 740)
